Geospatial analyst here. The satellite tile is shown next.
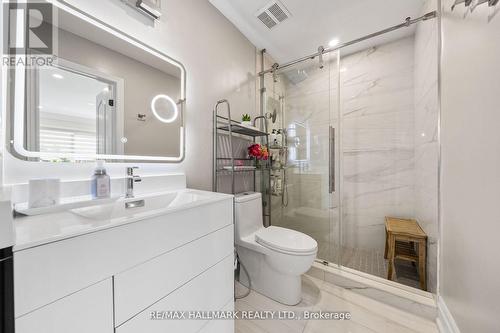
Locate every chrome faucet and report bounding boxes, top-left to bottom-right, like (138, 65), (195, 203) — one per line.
(125, 167), (141, 198)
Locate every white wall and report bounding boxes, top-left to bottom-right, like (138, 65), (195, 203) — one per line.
(1, 0), (258, 190)
(57, 29), (182, 157)
(414, 0), (439, 293)
(440, 0), (500, 332)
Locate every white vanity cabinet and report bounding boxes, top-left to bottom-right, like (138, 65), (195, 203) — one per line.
(15, 279), (114, 333)
(116, 256), (234, 333)
(113, 225), (234, 326)
(13, 192), (234, 333)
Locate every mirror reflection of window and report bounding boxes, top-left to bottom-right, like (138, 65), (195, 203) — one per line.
(31, 64), (119, 161)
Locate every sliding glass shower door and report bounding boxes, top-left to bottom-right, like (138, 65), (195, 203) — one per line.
(268, 52), (341, 265)
(338, 38), (425, 288)
(265, 42), (417, 278)
(263, 5), (439, 293)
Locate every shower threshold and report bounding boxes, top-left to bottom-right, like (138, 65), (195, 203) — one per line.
(308, 260), (436, 312)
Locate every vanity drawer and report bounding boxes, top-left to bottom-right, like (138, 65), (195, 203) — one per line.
(15, 279), (113, 333)
(114, 225), (234, 325)
(116, 255), (234, 333)
(14, 198), (233, 317)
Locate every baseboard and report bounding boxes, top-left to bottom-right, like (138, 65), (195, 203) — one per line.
(436, 296), (461, 333)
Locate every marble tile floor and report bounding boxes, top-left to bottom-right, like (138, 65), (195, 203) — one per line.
(316, 245), (421, 289)
(340, 246), (421, 289)
(235, 276), (438, 333)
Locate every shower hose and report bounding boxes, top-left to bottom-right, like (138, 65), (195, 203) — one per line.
(234, 248), (251, 299)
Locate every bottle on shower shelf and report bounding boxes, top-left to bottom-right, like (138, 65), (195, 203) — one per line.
(270, 129), (277, 147)
(271, 151), (280, 170)
(275, 129), (283, 147)
(275, 177), (283, 195)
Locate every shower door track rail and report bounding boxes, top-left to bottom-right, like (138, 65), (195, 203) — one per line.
(258, 11), (437, 76)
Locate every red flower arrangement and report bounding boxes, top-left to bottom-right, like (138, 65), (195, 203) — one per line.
(248, 143), (269, 160)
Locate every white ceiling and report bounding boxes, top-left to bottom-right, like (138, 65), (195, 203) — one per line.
(209, 0), (426, 65)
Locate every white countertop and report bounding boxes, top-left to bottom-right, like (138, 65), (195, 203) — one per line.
(13, 189), (233, 252)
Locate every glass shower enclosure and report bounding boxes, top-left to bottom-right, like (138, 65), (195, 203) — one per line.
(261, 9), (439, 292)
(265, 52), (340, 266)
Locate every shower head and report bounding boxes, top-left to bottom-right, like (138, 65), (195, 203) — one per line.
(284, 69), (308, 84)
(266, 96), (280, 124)
(265, 109), (277, 124)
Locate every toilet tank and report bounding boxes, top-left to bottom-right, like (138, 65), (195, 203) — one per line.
(234, 192), (263, 241)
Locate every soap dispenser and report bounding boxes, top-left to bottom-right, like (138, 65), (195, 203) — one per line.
(91, 160), (111, 199)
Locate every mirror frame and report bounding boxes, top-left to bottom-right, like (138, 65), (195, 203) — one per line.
(7, 0), (187, 163)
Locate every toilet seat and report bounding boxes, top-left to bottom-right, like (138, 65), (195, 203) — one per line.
(255, 226), (318, 256)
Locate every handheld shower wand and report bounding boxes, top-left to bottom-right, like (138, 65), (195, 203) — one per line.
(281, 128), (289, 207)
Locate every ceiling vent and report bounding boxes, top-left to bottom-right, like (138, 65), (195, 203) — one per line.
(255, 0), (291, 30)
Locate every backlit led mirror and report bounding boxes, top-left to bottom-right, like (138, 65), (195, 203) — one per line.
(7, 1), (186, 163)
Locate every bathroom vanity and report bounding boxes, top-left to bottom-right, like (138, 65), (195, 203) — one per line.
(4, 2), (235, 332)
(12, 187), (234, 333)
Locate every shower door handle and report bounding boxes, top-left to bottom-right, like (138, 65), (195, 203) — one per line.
(329, 126), (335, 193)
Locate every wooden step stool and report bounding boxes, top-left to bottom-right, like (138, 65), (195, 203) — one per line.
(384, 217), (427, 291)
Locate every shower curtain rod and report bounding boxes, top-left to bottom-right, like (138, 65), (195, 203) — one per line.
(258, 11), (437, 76)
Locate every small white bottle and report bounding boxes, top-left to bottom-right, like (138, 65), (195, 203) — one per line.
(275, 129), (283, 147)
(270, 129), (277, 147)
(91, 160), (111, 199)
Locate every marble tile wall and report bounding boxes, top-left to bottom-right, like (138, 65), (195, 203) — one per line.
(340, 36), (416, 252)
(341, 32), (439, 292)
(413, 0), (439, 293)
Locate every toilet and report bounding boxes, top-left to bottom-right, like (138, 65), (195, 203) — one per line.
(234, 192), (318, 305)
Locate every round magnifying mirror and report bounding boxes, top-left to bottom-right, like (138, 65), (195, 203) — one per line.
(151, 94), (179, 123)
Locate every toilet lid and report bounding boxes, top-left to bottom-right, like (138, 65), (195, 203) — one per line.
(255, 226), (318, 255)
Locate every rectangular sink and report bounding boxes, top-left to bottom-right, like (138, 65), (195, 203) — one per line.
(70, 190), (216, 221)
(14, 189), (233, 251)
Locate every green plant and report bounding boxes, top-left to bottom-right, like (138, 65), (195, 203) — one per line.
(242, 114), (251, 122)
